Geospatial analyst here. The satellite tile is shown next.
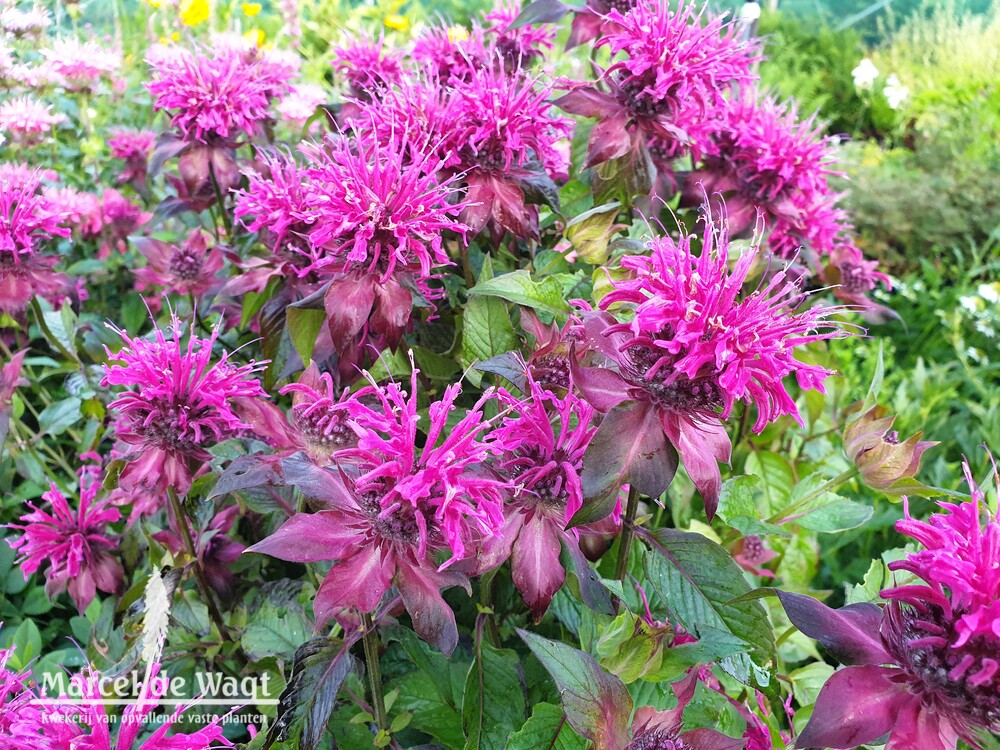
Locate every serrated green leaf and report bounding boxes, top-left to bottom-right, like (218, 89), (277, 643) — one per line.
(506, 703), (587, 750)
(242, 603), (311, 661)
(286, 307), (325, 364)
(38, 397), (82, 437)
(468, 270), (570, 318)
(462, 642), (525, 750)
(640, 528), (777, 692)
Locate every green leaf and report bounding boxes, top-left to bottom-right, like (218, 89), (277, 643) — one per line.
(716, 475), (792, 538)
(565, 202), (623, 265)
(744, 451), (795, 513)
(242, 603), (311, 661)
(286, 307), (325, 365)
(462, 265), (518, 375)
(468, 269), (570, 319)
(384, 626), (456, 709)
(263, 636), (355, 750)
(640, 528), (777, 692)
(517, 629), (631, 748)
(862, 341), (884, 412)
(8, 619), (42, 670)
(795, 498), (873, 533)
(38, 397), (83, 437)
(506, 703), (587, 750)
(462, 641), (525, 750)
(394, 668), (466, 749)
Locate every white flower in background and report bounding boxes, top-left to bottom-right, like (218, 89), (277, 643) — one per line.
(884, 73), (909, 110)
(852, 58), (879, 90)
(978, 282), (1000, 305)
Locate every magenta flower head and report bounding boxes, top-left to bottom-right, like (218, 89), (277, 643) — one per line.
(483, 1), (555, 68)
(446, 62), (572, 239)
(0, 174), (72, 314)
(147, 41), (292, 144)
(108, 128), (157, 189)
(479, 373), (620, 620)
(686, 96), (860, 260)
(101, 315), (270, 495)
(575, 213), (849, 518)
(42, 38), (121, 90)
(278, 361), (357, 464)
(6, 470), (125, 613)
(557, 0), (758, 171)
(301, 129), (468, 356)
(132, 229), (224, 302)
(410, 25), (488, 83)
(777, 455), (1000, 750)
(146, 39), (293, 201)
(249, 366), (508, 654)
(330, 35), (403, 104)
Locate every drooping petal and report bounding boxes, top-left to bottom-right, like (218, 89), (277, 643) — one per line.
(776, 591), (891, 666)
(662, 413), (731, 519)
(796, 666), (911, 749)
(396, 559), (470, 656)
(247, 511), (360, 563)
(511, 513), (566, 622)
(313, 548), (394, 627)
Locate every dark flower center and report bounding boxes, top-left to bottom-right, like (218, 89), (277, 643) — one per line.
(889, 604), (1000, 733)
(294, 405), (353, 454)
(530, 354), (571, 390)
(624, 344), (724, 414)
(503, 446), (570, 511)
(626, 728), (690, 750)
(838, 261), (875, 294)
(618, 74), (676, 120)
(359, 489), (424, 544)
(741, 535), (766, 562)
(169, 246), (203, 282)
(139, 402), (206, 451)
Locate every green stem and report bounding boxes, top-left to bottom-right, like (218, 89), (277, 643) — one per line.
(361, 612), (388, 732)
(479, 569), (501, 648)
(208, 162), (234, 238)
(615, 485), (641, 583)
(768, 466), (860, 524)
(166, 487), (231, 642)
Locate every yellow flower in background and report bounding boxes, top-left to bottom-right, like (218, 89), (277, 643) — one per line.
(447, 25), (469, 42)
(180, 0), (210, 26)
(242, 2), (262, 16)
(384, 14), (409, 31)
(244, 28), (266, 47)
(146, 0), (164, 7)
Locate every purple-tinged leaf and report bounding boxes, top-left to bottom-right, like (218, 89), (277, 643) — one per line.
(775, 591), (890, 666)
(575, 403), (678, 527)
(512, 513), (566, 622)
(796, 665), (909, 749)
(554, 89), (618, 119)
(585, 112), (632, 168)
(210, 454), (284, 499)
(313, 548), (394, 628)
(476, 352), (528, 392)
(246, 511), (358, 563)
(562, 536), (615, 616)
(517, 629), (632, 750)
(513, 0), (572, 27)
(397, 561), (470, 656)
(324, 273), (376, 351)
(570, 357), (629, 413)
(148, 132), (188, 178)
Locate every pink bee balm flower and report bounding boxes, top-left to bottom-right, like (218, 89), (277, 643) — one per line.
(479, 374), (620, 620)
(249, 367), (508, 654)
(331, 35), (403, 103)
(484, 1), (555, 67)
(43, 186), (103, 236)
(575, 214), (849, 518)
(276, 82), (327, 124)
(6, 473), (125, 613)
(686, 97), (860, 260)
(132, 229), (224, 300)
(108, 128), (157, 188)
(410, 25), (488, 83)
(557, 0), (758, 171)
(0, 175), (72, 314)
(146, 41), (292, 143)
(101, 316), (270, 495)
(97, 188), (151, 257)
(777, 456), (1000, 750)
(301, 130), (468, 356)
(0, 95), (66, 143)
(445, 63), (573, 239)
(42, 38), (121, 89)
(278, 361), (357, 464)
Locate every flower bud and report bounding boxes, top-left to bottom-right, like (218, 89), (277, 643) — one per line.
(844, 405), (936, 491)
